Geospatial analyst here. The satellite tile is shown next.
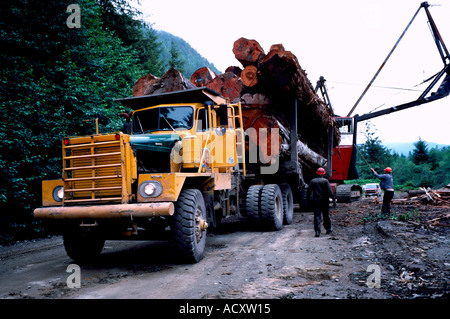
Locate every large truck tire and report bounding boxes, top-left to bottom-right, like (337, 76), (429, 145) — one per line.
(279, 183), (294, 225)
(260, 184), (284, 231)
(299, 184), (310, 211)
(245, 185), (263, 224)
(172, 189), (208, 263)
(63, 230), (105, 262)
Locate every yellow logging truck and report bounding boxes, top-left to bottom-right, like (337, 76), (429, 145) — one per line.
(34, 88), (292, 263)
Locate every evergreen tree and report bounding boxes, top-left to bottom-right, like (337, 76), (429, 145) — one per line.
(156, 30), (220, 77)
(168, 40), (186, 74)
(135, 25), (164, 76)
(411, 137), (429, 165)
(96, 0), (164, 76)
(0, 0), (140, 240)
(357, 122), (392, 178)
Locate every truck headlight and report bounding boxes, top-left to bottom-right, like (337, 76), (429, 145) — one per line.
(144, 183), (155, 196)
(52, 186), (64, 202)
(139, 181), (163, 198)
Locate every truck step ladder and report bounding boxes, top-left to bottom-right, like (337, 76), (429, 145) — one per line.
(231, 102), (246, 176)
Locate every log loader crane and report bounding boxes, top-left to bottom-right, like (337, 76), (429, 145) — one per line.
(316, 1), (450, 202)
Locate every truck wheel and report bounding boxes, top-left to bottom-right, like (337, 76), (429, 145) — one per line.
(260, 184), (284, 231)
(299, 185), (309, 211)
(245, 185), (263, 224)
(172, 189), (208, 263)
(63, 230), (105, 262)
(279, 183), (294, 225)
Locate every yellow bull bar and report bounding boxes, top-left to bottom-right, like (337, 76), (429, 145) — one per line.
(33, 202), (174, 219)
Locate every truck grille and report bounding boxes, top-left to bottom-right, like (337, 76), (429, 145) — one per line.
(62, 134), (126, 205)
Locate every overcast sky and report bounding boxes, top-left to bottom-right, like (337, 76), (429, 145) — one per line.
(136, 0), (449, 145)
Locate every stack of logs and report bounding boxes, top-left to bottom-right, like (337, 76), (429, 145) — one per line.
(132, 37), (340, 172)
(392, 185), (450, 206)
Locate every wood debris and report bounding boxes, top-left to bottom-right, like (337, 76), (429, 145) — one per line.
(411, 187), (450, 205)
(392, 185), (450, 207)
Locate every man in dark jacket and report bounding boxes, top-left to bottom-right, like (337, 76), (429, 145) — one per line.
(307, 167), (336, 237)
(371, 167), (394, 215)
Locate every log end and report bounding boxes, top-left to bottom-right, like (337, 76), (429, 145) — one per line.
(132, 74), (159, 97)
(241, 65), (258, 87)
(190, 67), (216, 87)
(206, 72), (243, 102)
(225, 66), (242, 77)
(232, 37), (265, 67)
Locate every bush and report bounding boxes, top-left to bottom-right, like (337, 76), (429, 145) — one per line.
(0, 0), (142, 242)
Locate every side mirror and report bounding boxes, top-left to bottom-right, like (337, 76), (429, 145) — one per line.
(119, 112), (130, 122)
(119, 112), (131, 134)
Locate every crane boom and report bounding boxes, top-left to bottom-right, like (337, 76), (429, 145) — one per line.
(355, 70), (449, 122)
(347, 1), (449, 118)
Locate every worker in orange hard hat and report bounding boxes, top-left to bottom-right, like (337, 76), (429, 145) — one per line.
(307, 167), (336, 237)
(371, 166), (394, 215)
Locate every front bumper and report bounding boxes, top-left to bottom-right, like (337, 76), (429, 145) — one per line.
(33, 202), (174, 219)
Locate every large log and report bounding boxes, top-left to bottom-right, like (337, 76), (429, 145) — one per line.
(206, 72), (243, 102)
(258, 47), (315, 100)
(190, 67), (216, 87)
(232, 37), (265, 67)
(225, 66), (242, 77)
(132, 74), (159, 97)
(242, 104), (326, 169)
(257, 45), (340, 155)
(130, 38), (340, 169)
(241, 65), (258, 87)
(144, 67), (195, 95)
(243, 111), (282, 164)
(296, 140), (327, 170)
(269, 44), (285, 51)
(241, 93), (271, 105)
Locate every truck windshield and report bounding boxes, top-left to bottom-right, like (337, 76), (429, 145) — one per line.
(132, 106), (194, 134)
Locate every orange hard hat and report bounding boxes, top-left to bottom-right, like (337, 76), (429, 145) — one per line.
(316, 167), (326, 175)
(384, 167), (392, 173)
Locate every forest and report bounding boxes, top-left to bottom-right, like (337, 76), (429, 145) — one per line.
(353, 122), (449, 190)
(0, 0), (448, 243)
(0, 0), (218, 242)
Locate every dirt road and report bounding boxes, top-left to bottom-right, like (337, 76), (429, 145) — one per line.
(1, 198), (448, 300)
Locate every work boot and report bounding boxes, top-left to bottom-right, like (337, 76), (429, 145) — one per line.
(326, 228), (333, 234)
(315, 230), (320, 237)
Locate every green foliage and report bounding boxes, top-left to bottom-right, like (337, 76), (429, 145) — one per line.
(412, 137), (429, 165)
(168, 40), (186, 74)
(0, 0), (222, 243)
(361, 209), (420, 223)
(0, 0), (142, 240)
(157, 30), (221, 77)
(96, 0), (165, 76)
(344, 178), (379, 185)
(356, 122), (392, 178)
